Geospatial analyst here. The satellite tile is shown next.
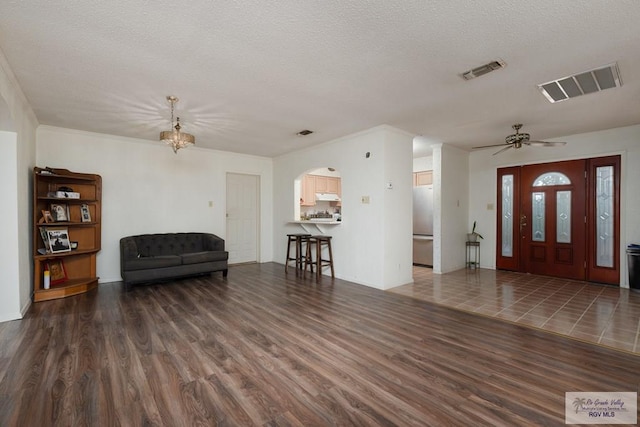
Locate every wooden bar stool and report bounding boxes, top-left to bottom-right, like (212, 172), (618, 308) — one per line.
(285, 233), (311, 273)
(305, 235), (334, 279)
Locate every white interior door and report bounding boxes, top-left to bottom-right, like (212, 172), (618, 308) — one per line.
(226, 173), (259, 264)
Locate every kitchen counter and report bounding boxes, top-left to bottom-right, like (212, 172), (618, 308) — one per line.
(292, 220), (341, 225)
(290, 220), (341, 234)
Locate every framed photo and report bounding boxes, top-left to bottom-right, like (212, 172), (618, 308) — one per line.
(47, 228), (71, 253)
(47, 259), (67, 285)
(80, 204), (91, 223)
(50, 203), (69, 222)
(39, 227), (49, 250)
(42, 210), (54, 223)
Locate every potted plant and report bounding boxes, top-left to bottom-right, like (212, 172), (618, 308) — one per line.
(467, 221), (484, 242)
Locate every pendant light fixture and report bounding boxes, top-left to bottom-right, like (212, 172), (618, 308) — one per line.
(159, 95), (195, 153)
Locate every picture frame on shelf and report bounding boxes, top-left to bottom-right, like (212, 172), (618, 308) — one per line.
(50, 203), (69, 222)
(42, 210), (54, 223)
(46, 228), (71, 253)
(47, 259), (67, 285)
(80, 204), (91, 223)
(38, 227), (49, 250)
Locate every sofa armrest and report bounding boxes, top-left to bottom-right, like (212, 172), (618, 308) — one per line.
(202, 234), (225, 252)
(120, 237), (140, 260)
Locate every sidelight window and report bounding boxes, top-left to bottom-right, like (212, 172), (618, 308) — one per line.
(501, 175), (514, 257)
(596, 166), (614, 267)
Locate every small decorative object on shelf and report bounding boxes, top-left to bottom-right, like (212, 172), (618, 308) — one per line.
(50, 203), (69, 222)
(32, 167), (102, 302)
(46, 228), (71, 253)
(41, 210), (54, 223)
(47, 259), (67, 285)
(467, 221), (484, 242)
(80, 204), (91, 222)
(43, 267), (50, 290)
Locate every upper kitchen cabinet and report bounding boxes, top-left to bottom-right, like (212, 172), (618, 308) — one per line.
(301, 174), (316, 206)
(414, 170), (433, 186)
(298, 168), (342, 207)
(300, 174), (341, 206)
(314, 175), (340, 194)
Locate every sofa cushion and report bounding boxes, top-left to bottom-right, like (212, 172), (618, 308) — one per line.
(181, 251), (228, 265)
(134, 233), (207, 257)
(125, 255), (182, 271)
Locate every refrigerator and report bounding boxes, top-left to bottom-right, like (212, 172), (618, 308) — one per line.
(413, 186), (434, 267)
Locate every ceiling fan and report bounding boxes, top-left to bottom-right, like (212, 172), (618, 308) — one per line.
(473, 124), (567, 155)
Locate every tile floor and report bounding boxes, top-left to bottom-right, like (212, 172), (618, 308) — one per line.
(389, 266), (640, 354)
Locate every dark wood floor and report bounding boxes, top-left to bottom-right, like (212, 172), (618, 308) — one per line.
(1, 263), (639, 426)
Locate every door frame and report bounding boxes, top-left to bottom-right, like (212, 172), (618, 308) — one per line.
(496, 155), (620, 285)
(226, 172), (260, 264)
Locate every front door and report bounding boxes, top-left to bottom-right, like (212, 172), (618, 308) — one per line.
(497, 156), (620, 284)
(521, 160), (586, 280)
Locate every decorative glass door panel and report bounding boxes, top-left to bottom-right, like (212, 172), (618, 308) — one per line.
(596, 166), (614, 268)
(556, 191), (571, 244)
(501, 174), (514, 257)
(531, 192), (546, 242)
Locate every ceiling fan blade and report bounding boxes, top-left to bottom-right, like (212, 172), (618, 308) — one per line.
(473, 143), (511, 149)
(525, 140), (567, 147)
(493, 145), (513, 156)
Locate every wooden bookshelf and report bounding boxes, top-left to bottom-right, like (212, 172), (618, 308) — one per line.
(32, 167), (102, 302)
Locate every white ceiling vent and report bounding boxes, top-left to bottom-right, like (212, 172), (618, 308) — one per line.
(461, 60), (506, 80)
(538, 63), (622, 103)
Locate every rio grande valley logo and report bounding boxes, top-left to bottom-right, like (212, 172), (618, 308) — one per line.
(566, 392), (636, 424)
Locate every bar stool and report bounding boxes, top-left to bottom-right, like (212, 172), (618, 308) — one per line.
(285, 233), (311, 273)
(305, 235), (334, 279)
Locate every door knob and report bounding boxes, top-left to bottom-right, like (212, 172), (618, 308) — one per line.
(520, 214), (527, 234)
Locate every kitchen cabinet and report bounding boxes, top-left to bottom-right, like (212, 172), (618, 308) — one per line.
(314, 175), (340, 194)
(300, 174), (341, 206)
(315, 176), (327, 193)
(326, 177), (339, 194)
(414, 170), (433, 186)
(301, 174), (316, 206)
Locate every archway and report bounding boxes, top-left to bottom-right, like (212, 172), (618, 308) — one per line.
(294, 167), (342, 222)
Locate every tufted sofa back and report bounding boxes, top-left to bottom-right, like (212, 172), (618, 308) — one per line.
(132, 233), (220, 257)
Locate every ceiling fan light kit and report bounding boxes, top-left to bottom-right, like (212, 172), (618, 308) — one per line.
(473, 124), (567, 155)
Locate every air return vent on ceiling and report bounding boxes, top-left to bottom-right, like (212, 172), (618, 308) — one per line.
(537, 63), (622, 103)
(461, 60), (506, 80)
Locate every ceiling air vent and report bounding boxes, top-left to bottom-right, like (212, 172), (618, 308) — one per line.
(538, 62), (622, 103)
(461, 60), (506, 80)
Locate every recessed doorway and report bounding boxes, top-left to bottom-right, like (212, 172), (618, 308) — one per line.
(496, 155), (620, 284)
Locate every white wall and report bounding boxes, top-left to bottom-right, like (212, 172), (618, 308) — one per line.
(0, 48), (38, 322)
(36, 126), (274, 283)
(273, 125), (414, 290)
(433, 144), (469, 273)
(0, 131), (19, 321)
(468, 123), (640, 286)
(413, 155), (433, 172)
(382, 129), (414, 287)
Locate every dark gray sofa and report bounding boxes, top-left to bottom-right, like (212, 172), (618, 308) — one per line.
(120, 232), (228, 289)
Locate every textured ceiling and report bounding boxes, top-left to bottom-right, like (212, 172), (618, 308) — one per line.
(1, 1), (639, 157)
